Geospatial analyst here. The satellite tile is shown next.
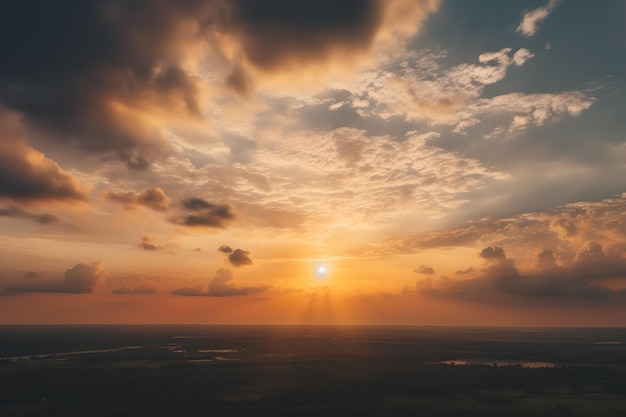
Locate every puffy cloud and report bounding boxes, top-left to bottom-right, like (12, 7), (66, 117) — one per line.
(0, 142), (87, 203)
(0, 205), (57, 224)
(414, 245), (626, 303)
(207, 267), (266, 296)
(104, 187), (170, 212)
(1, 261), (106, 295)
(512, 48), (535, 66)
(455, 267), (474, 275)
(139, 236), (160, 251)
(217, 245), (233, 253)
(173, 197), (236, 228)
(572, 242), (626, 281)
(228, 249), (254, 267)
(112, 285), (157, 294)
(479, 246), (506, 261)
(517, 0), (558, 37)
(171, 267), (269, 297)
(415, 265), (435, 275)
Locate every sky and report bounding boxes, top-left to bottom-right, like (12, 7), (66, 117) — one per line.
(1, 0), (625, 326)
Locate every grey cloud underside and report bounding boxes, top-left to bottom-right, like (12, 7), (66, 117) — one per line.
(218, 245), (233, 253)
(415, 265), (435, 275)
(173, 197), (235, 228)
(228, 249), (254, 267)
(105, 188), (170, 212)
(0, 144), (86, 203)
(1, 262), (105, 295)
(0, 205), (57, 224)
(112, 286), (157, 294)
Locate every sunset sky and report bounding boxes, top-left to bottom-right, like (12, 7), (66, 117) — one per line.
(1, 0), (625, 325)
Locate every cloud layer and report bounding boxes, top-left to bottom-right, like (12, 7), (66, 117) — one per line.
(2, 262), (106, 295)
(172, 267), (268, 297)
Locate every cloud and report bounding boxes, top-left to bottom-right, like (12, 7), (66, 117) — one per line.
(455, 267), (474, 275)
(1, 261), (106, 295)
(479, 246), (506, 260)
(171, 267), (269, 297)
(0, 0), (441, 169)
(415, 265), (435, 275)
(228, 248), (254, 267)
(0, 142), (87, 203)
(414, 245), (626, 303)
(139, 236), (160, 251)
(322, 46), (592, 138)
(517, 0), (558, 37)
(104, 187), (170, 212)
(215, 0), (440, 92)
(0, 205), (57, 224)
(512, 48), (535, 66)
(171, 285), (206, 297)
(0, 2), (207, 169)
(173, 197), (236, 228)
(112, 285), (157, 295)
(207, 267), (266, 296)
(252, 128), (506, 229)
(373, 193), (626, 258)
(218, 245), (233, 253)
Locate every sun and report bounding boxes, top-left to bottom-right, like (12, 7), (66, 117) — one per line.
(315, 263), (328, 280)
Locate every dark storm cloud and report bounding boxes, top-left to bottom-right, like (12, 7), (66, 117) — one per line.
(415, 246), (626, 303)
(228, 249), (254, 267)
(0, 143), (87, 203)
(218, 245), (233, 253)
(415, 265), (435, 275)
(1, 262), (106, 295)
(174, 197), (235, 228)
(0, 1), (205, 169)
(0, 205), (57, 224)
(0, 0), (438, 168)
(171, 267), (269, 297)
(105, 187), (171, 212)
(112, 285), (157, 294)
(224, 0), (382, 72)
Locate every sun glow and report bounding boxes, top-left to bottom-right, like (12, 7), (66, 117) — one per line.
(315, 264), (328, 280)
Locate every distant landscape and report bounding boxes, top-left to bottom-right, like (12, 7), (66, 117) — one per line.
(2, 326), (626, 416)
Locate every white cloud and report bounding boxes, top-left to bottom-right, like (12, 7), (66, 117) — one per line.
(512, 48), (535, 66)
(517, 0), (558, 37)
